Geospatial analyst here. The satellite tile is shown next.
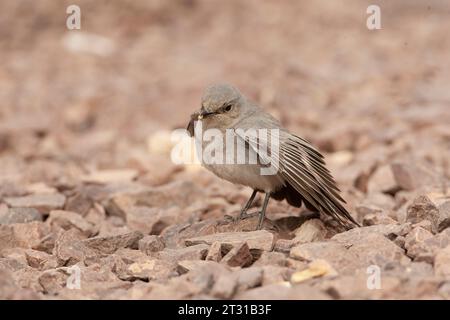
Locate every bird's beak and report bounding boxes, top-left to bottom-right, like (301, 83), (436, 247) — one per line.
(198, 110), (214, 120)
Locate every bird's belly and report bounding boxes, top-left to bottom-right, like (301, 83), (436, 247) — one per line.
(204, 163), (284, 192)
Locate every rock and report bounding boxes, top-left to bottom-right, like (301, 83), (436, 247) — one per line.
(82, 231), (143, 255)
(405, 228), (450, 263)
(38, 269), (68, 295)
(53, 229), (97, 266)
(205, 241), (222, 262)
(176, 260), (226, 274)
(0, 222), (51, 251)
(405, 226), (434, 260)
(290, 241), (347, 263)
(332, 223), (411, 243)
(0, 256), (26, 272)
(81, 169), (138, 184)
(434, 245), (450, 277)
(64, 192), (93, 217)
(235, 283), (330, 300)
(363, 213), (397, 226)
(12, 266), (43, 292)
(121, 258), (175, 281)
(0, 207), (42, 224)
(291, 259), (337, 283)
(185, 230), (275, 251)
(406, 195), (439, 233)
(361, 192), (396, 211)
(253, 251), (287, 267)
(210, 272), (238, 299)
(125, 206), (161, 234)
(273, 239), (297, 253)
(367, 164), (399, 194)
(25, 249), (58, 270)
(32, 232), (57, 254)
(292, 228), (408, 274)
(292, 219), (327, 243)
(437, 201), (450, 232)
(439, 281), (450, 299)
(4, 193), (66, 214)
(47, 210), (94, 236)
(355, 204), (383, 222)
(261, 265), (291, 285)
(391, 162), (439, 191)
(317, 273), (401, 299)
(113, 248), (148, 264)
(132, 206), (180, 235)
(0, 269), (40, 299)
(221, 242), (253, 267)
(236, 267), (263, 290)
(138, 235), (165, 254)
(118, 180), (204, 210)
(155, 244), (209, 263)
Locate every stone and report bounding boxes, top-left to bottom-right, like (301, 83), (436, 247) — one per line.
(437, 201), (450, 232)
(332, 223), (411, 242)
(434, 245), (450, 277)
(47, 210), (94, 236)
(0, 207), (42, 224)
(273, 239), (297, 253)
(391, 162), (439, 191)
(292, 219), (328, 243)
(367, 164), (399, 194)
(38, 269), (68, 295)
(0, 222), (51, 251)
(362, 212), (397, 226)
(406, 195), (439, 233)
(355, 204), (383, 222)
(290, 259), (337, 283)
(155, 244), (209, 263)
(138, 235), (165, 254)
(32, 232), (57, 254)
(235, 283), (330, 300)
(253, 251), (287, 267)
(261, 265), (291, 285)
(210, 272), (238, 299)
(0, 257), (26, 272)
(205, 241), (222, 262)
(292, 229), (408, 275)
(81, 169), (139, 184)
(4, 193), (66, 214)
(176, 260), (226, 275)
(221, 242), (253, 267)
(82, 231), (144, 255)
(121, 258), (175, 281)
(25, 249), (58, 270)
(405, 228), (450, 263)
(236, 266), (263, 290)
(53, 229), (97, 266)
(64, 192), (93, 216)
(185, 230), (275, 251)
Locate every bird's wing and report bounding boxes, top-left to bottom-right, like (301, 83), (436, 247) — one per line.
(278, 133), (358, 227)
(235, 127), (358, 228)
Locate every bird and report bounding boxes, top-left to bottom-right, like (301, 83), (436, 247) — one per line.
(187, 83), (359, 230)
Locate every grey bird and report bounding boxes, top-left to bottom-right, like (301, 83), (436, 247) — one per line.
(187, 84), (359, 230)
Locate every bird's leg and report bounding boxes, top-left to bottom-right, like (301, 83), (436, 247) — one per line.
(238, 190), (258, 220)
(257, 192), (271, 230)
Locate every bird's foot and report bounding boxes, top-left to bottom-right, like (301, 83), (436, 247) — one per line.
(222, 212), (259, 224)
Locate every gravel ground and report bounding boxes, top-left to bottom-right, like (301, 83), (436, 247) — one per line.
(0, 0), (449, 299)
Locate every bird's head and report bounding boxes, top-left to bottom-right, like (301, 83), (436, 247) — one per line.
(193, 83), (245, 130)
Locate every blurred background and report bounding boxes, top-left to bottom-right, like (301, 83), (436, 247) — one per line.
(0, 0), (449, 203)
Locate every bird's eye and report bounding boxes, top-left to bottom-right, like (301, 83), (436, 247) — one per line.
(224, 104), (232, 112)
